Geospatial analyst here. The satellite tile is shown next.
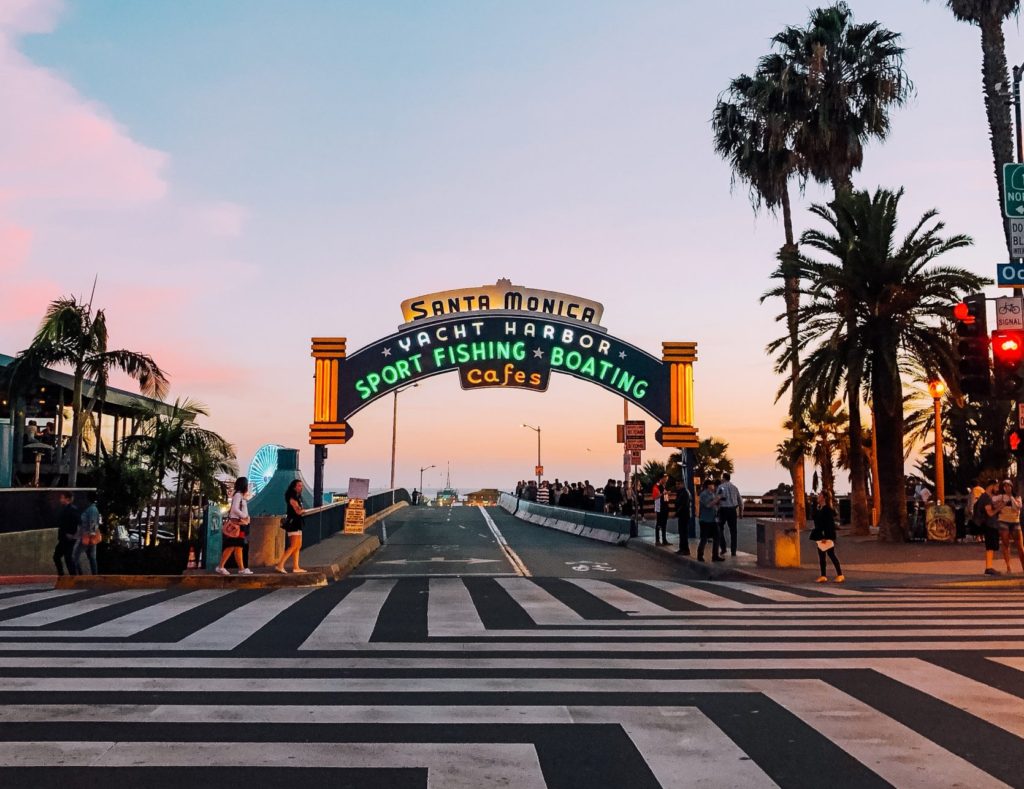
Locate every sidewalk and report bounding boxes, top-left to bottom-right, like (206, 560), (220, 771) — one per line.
(629, 517), (1024, 587)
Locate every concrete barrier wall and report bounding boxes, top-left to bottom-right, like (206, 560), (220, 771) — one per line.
(0, 527), (57, 575)
(498, 493), (630, 545)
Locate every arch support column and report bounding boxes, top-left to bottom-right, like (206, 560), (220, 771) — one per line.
(309, 337), (349, 505)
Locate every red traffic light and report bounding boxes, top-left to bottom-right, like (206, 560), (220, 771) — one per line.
(953, 302), (974, 324)
(1012, 432), (1022, 452)
(993, 331), (1024, 362)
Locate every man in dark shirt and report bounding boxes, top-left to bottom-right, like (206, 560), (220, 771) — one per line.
(975, 479), (1001, 576)
(674, 480), (692, 556)
(53, 492), (79, 576)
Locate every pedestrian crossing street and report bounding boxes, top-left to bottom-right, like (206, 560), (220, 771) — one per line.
(0, 578), (1023, 787)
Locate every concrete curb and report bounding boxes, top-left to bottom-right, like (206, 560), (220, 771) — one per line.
(55, 572), (327, 590)
(307, 535), (382, 580)
(0, 575), (54, 586)
(626, 539), (772, 582)
(499, 501), (628, 545)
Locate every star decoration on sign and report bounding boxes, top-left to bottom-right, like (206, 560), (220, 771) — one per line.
(618, 351), (627, 360)
(533, 348), (544, 358)
(382, 347), (392, 357)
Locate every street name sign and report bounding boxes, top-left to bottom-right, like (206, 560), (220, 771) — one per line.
(1012, 218), (1024, 258)
(1005, 163), (1024, 218)
(995, 297), (1024, 330)
(997, 263), (1024, 288)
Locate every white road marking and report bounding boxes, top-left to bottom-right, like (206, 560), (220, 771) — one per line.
(428, 578), (487, 636)
(479, 506), (530, 577)
(495, 577), (583, 625)
(86, 590), (233, 638)
(0, 742), (547, 789)
(299, 579), (395, 648)
(176, 588), (317, 649)
(567, 578), (671, 615)
(1, 590), (162, 627)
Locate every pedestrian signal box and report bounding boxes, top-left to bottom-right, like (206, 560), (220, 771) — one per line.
(955, 294), (990, 398)
(1008, 428), (1024, 455)
(992, 329), (1024, 399)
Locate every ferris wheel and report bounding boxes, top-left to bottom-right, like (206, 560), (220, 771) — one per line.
(247, 444), (283, 496)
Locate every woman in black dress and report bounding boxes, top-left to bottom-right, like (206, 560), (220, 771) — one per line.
(809, 491), (844, 583)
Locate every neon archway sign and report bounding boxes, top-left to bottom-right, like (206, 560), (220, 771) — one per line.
(309, 280), (699, 450)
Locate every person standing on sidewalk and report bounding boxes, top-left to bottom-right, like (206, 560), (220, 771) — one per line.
(716, 472), (742, 556)
(809, 492), (844, 583)
(996, 480), (1022, 574)
(652, 474), (670, 545)
(675, 478), (691, 556)
(697, 480), (722, 562)
(975, 479), (1001, 576)
(73, 491), (101, 575)
(53, 492), (79, 577)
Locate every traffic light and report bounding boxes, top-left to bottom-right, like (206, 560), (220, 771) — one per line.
(992, 329), (1024, 399)
(954, 294), (990, 398)
(1009, 428), (1024, 455)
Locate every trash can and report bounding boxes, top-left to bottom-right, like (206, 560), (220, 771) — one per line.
(756, 519), (801, 568)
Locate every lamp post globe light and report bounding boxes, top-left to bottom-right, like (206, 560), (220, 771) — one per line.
(522, 423), (541, 487)
(927, 380), (947, 504)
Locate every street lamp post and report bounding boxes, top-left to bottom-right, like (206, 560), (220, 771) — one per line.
(390, 383), (418, 505)
(418, 464), (436, 504)
(522, 423), (541, 487)
(928, 380), (947, 504)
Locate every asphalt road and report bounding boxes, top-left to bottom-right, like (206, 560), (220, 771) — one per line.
(1, 506), (1022, 787)
(355, 503), (700, 580)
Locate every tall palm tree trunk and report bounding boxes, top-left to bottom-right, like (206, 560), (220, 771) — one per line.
(978, 12), (1017, 258)
(68, 371), (84, 487)
(871, 358), (908, 541)
(781, 186), (807, 529)
(846, 372), (871, 535)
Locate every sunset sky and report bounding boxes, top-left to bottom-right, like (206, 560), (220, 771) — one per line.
(0, 0), (1019, 494)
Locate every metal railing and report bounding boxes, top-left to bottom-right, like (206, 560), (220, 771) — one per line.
(299, 488), (411, 548)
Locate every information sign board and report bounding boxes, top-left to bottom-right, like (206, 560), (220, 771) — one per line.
(348, 478), (370, 500)
(1005, 163), (1024, 218)
(624, 420), (646, 450)
(344, 500), (365, 533)
(534, 465), (544, 476)
(1012, 218), (1024, 259)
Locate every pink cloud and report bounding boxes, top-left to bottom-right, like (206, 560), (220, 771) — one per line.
(0, 221), (32, 270)
(0, 2), (167, 205)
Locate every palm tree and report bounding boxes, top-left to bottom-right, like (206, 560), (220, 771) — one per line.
(931, 1), (1020, 258)
(767, 2), (912, 196)
(692, 437), (735, 484)
(805, 399), (847, 505)
(9, 296), (168, 486)
(782, 189), (986, 540)
(123, 398), (235, 545)
(713, 70), (809, 528)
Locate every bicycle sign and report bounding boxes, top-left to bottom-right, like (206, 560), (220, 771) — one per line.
(566, 560), (617, 573)
(996, 297), (1024, 330)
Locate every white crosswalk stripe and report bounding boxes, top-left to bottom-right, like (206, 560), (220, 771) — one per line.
(0, 579), (1021, 786)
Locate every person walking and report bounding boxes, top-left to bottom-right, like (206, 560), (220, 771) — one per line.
(675, 478), (691, 556)
(809, 492), (844, 583)
(53, 491), (79, 576)
(716, 472), (742, 556)
(652, 474), (670, 545)
(975, 479), (1001, 576)
(217, 477), (253, 576)
(275, 479), (307, 574)
(697, 480), (722, 562)
(996, 480), (1022, 574)
(72, 491), (101, 575)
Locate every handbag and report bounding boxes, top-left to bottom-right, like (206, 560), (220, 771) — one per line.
(222, 518), (242, 539)
(81, 530), (102, 546)
(815, 539), (835, 551)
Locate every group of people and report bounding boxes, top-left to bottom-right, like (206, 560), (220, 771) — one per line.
(215, 476), (308, 575)
(52, 491), (103, 576)
(969, 479), (1024, 576)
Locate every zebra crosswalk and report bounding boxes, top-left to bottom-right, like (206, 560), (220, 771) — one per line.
(0, 578), (1022, 787)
